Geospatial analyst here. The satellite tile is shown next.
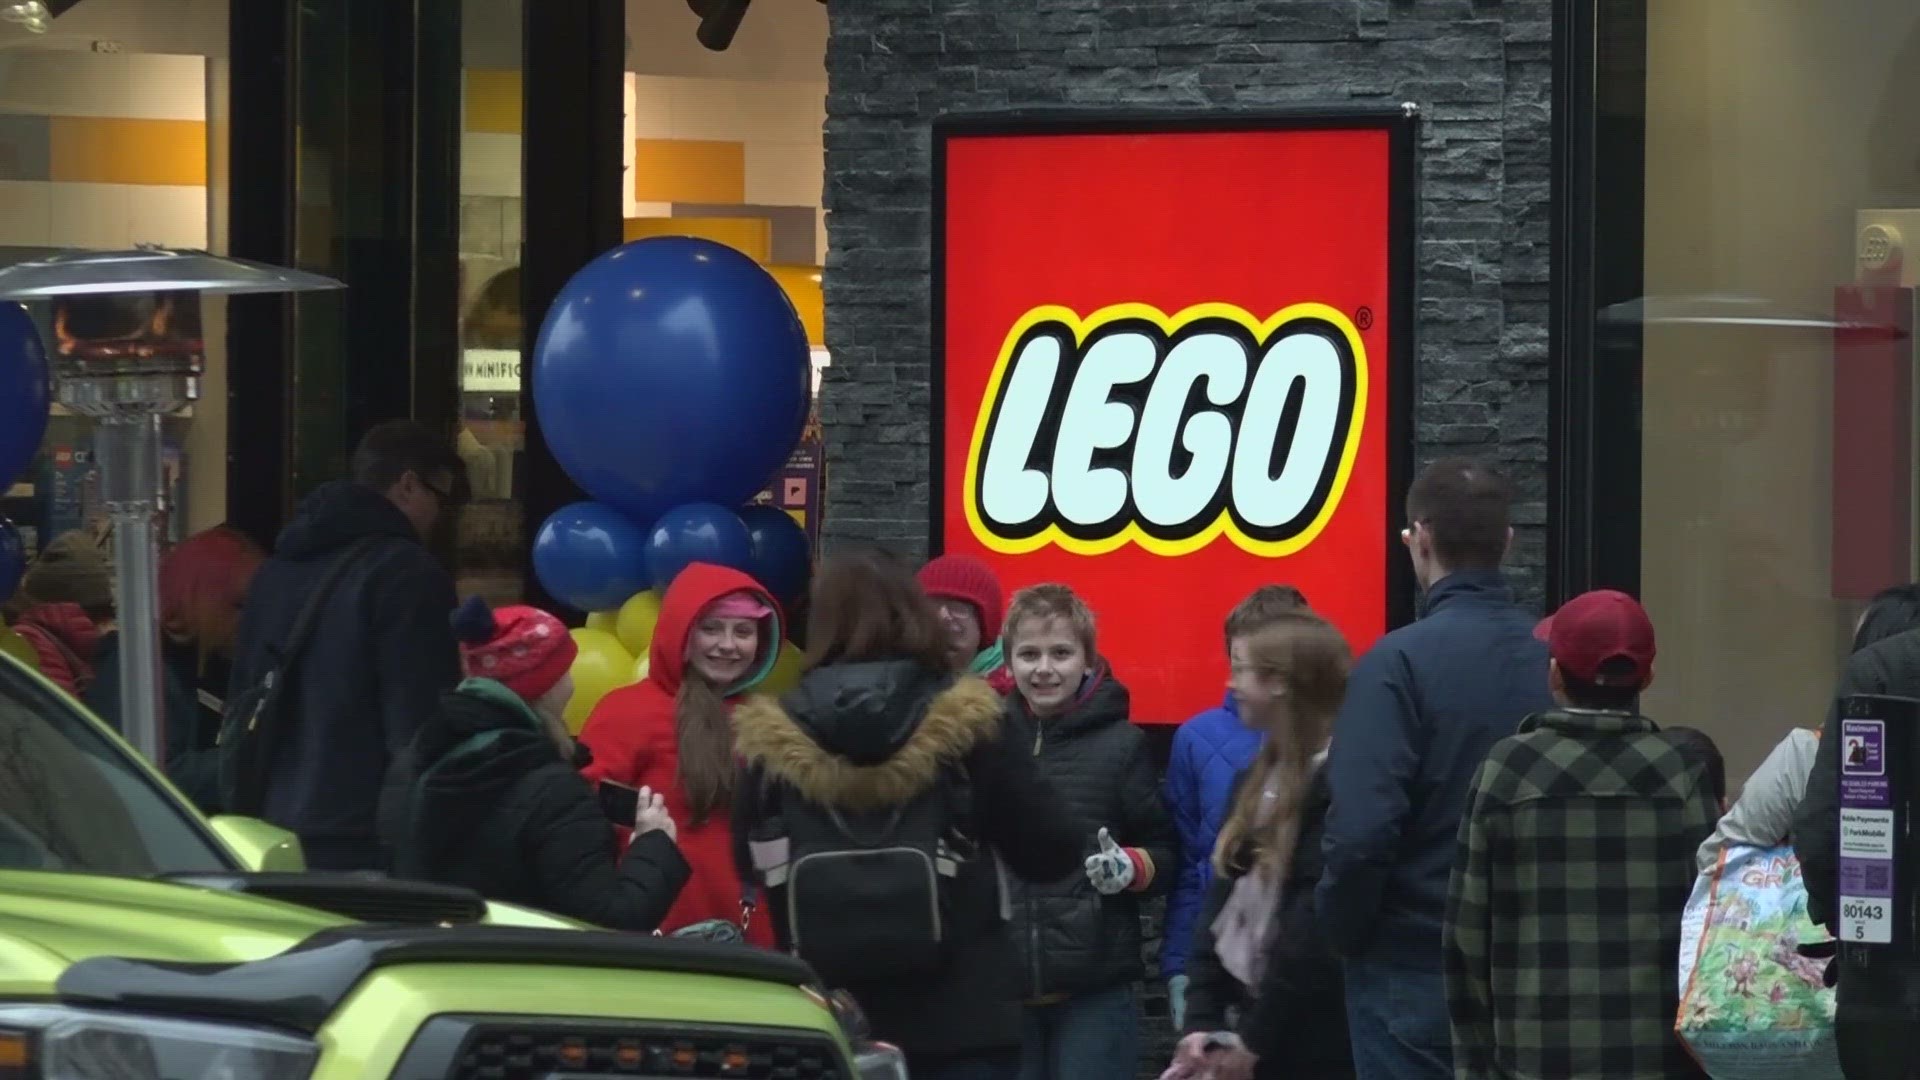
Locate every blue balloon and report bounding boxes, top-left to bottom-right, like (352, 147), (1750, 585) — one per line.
(0, 304), (48, 488)
(740, 504), (811, 605)
(531, 236), (811, 529)
(645, 502), (753, 593)
(0, 518), (21, 603)
(532, 501), (651, 613)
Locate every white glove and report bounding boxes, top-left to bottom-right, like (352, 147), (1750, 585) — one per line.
(1085, 827), (1136, 895)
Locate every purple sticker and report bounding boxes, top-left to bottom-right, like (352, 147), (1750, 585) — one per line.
(1842, 719), (1886, 777)
(1841, 860), (1895, 899)
(1843, 775), (1893, 810)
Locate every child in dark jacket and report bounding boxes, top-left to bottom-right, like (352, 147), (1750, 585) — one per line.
(1166, 609), (1355, 1080)
(1003, 584), (1178, 1080)
(394, 598), (689, 930)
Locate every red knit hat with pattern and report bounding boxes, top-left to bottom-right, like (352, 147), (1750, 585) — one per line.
(917, 554), (1005, 643)
(451, 596), (577, 702)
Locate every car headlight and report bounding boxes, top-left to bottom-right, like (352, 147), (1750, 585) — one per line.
(0, 1006), (319, 1080)
(852, 1040), (909, 1080)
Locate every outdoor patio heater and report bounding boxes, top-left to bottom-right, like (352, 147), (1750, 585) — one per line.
(0, 247), (341, 769)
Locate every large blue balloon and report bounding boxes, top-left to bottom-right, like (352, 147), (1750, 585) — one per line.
(0, 518), (21, 603)
(0, 304), (48, 488)
(532, 236), (811, 530)
(740, 504), (811, 606)
(645, 502), (752, 593)
(532, 501), (651, 613)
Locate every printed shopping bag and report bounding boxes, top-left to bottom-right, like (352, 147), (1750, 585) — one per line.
(1675, 843), (1842, 1080)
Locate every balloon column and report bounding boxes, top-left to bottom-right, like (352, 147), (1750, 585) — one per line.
(528, 236), (816, 720)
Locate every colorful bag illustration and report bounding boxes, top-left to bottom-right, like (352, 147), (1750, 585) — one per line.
(1675, 843), (1842, 1080)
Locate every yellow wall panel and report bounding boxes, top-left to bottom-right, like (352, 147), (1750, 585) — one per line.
(766, 264), (823, 347)
(465, 70), (523, 135)
(632, 138), (745, 204)
(624, 216), (771, 263)
(49, 117), (206, 186)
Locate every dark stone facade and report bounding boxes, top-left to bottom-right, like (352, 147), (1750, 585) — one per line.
(817, 1), (1554, 1071)
(818, 0), (1553, 605)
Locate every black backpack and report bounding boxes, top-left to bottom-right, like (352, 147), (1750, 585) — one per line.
(215, 540), (375, 815)
(751, 767), (980, 987)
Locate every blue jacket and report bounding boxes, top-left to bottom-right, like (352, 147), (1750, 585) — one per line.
(1315, 569), (1553, 968)
(1161, 692), (1262, 979)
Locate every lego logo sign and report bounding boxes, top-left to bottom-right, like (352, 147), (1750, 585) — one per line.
(967, 302), (1365, 557)
(935, 115), (1414, 724)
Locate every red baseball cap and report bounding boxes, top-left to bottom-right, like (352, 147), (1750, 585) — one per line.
(1547, 589), (1655, 688)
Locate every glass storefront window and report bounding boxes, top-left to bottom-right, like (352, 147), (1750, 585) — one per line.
(0, 9), (227, 562)
(456, 0), (527, 605)
(1616, 1), (1920, 782)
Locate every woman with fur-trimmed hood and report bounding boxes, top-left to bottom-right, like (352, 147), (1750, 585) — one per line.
(732, 550), (1087, 1080)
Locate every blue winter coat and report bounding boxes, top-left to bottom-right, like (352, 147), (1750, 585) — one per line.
(1315, 569), (1553, 968)
(1161, 692), (1262, 979)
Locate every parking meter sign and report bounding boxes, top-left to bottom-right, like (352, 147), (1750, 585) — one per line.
(1838, 701), (1912, 947)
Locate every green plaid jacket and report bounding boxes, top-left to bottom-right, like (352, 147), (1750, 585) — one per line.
(1444, 709), (1716, 1080)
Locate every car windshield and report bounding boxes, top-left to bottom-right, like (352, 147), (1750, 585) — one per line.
(0, 656), (230, 876)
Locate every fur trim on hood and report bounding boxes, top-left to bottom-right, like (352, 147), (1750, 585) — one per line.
(733, 675), (1003, 809)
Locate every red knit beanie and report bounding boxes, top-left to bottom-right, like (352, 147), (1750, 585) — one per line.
(917, 554), (1005, 643)
(451, 596), (577, 702)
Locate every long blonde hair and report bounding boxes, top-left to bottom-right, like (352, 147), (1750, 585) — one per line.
(1212, 611), (1351, 881)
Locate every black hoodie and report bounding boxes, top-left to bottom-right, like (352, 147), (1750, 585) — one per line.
(392, 679), (689, 930)
(731, 660), (1088, 1069)
(226, 480), (462, 869)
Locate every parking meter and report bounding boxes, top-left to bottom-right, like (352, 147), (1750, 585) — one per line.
(1834, 693), (1920, 1078)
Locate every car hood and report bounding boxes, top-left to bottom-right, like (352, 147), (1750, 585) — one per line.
(0, 869), (348, 995)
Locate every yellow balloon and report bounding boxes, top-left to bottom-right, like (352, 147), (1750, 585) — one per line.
(0, 627), (37, 671)
(615, 590), (663, 657)
(584, 611), (620, 635)
(632, 654), (651, 682)
(759, 640), (807, 695)
(564, 628), (635, 734)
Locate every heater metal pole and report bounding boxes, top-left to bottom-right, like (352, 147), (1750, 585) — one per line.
(94, 413), (166, 765)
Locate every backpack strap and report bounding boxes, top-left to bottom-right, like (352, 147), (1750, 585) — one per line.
(272, 538), (380, 670)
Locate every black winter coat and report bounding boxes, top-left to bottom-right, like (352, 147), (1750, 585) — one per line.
(1184, 766), (1353, 1080)
(86, 637), (226, 812)
(731, 660), (1087, 1070)
(227, 481), (461, 869)
(392, 679), (690, 930)
(1006, 668), (1179, 1000)
(1794, 627), (1920, 932)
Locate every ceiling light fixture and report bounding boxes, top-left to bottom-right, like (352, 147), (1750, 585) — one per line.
(0, 2), (50, 33)
(686, 0), (750, 52)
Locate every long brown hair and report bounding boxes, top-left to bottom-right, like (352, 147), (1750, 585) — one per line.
(677, 671), (734, 826)
(805, 548), (950, 670)
(1212, 611), (1351, 881)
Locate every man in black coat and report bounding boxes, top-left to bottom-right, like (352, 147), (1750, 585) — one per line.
(227, 421), (466, 871)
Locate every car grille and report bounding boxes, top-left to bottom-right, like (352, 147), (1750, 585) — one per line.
(393, 1017), (851, 1080)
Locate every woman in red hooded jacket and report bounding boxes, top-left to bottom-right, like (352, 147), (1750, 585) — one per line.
(577, 562), (780, 945)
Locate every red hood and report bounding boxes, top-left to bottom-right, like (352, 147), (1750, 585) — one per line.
(646, 563), (783, 697)
(16, 602), (101, 659)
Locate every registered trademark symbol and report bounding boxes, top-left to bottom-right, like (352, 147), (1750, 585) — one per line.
(1355, 306), (1374, 330)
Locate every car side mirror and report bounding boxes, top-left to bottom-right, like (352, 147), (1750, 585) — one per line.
(208, 816), (306, 873)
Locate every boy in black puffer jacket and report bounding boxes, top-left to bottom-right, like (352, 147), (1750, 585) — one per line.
(393, 598), (689, 930)
(1002, 584), (1178, 1080)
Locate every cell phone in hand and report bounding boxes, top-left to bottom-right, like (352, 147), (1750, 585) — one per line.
(597, 780), (641, 825)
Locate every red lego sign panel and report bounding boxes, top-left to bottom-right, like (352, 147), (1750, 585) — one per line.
(933, 112), (1416, 724)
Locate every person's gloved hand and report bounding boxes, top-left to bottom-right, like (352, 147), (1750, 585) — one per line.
(1168, 974), (1190, 1030)
(1085, 827), (1149, 895)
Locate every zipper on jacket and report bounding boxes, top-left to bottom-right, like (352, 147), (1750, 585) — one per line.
(1028, 719), (1045, 995)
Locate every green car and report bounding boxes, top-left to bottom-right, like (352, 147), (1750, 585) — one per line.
(0, 651), (907, 1079)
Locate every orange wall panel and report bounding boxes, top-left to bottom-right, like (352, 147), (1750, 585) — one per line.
(49, 117), (207, 186)
(632, 138), (745, 204)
